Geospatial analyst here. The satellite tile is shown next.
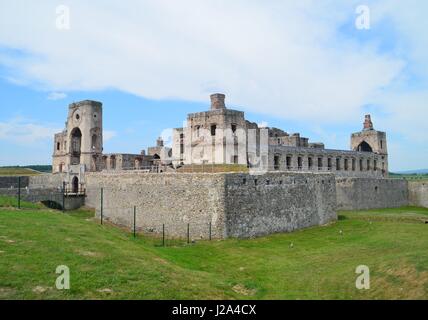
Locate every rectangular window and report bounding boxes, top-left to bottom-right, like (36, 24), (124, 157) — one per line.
(328, 158), (332, 171)
(318, 157), (323, 170)
(298, 157), (303, 170)
(367, 159), (371, 171)
(286, 156), (292, 170)
(211, 124), (217, 136)
(359, 159), (363, 171)
(352, 159), (356, 171)
(274, 155), (280, 170)
(374, 160), (377, 171)
(308, 157), (313, 170)
(344, 159), (349, 171)
(336, 158), (341, 170)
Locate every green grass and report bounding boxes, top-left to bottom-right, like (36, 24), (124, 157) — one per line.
(0, 199), (427, 300)
(0, 167), (42, 176)
(0, 196), (44, 209)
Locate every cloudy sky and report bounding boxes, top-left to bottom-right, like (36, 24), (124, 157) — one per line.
(0, 0), (427, 171)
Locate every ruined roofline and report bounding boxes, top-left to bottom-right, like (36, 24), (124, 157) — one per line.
(69, 100), (103, 109)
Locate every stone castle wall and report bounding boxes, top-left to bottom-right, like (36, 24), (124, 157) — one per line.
(408, 181), (428, 208)
(85, 172), (227, 238)
(336, 177), (408, 210)
(84, 171), (337, 239)
(223, 173), (337, 238)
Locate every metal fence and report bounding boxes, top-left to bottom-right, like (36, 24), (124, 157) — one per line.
(0, 176), (66, 211)
(96, 187), (215, 247)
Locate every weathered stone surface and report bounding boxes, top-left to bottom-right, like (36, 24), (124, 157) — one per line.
(84, 171), (337, 239)
(408, 181), (428, 208)
(336, 177), (408, 210)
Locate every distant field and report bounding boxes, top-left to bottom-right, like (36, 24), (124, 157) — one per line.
(390, 173), (428, 181)
(0, 168), (42, 176)
(0, 194), (427, 300)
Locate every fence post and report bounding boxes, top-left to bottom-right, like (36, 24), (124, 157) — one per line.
(209, 222), (212, 241)
(100, 188), (104, 225)
(62, 181), (66, 212)
(162, 224), (165, 247)
(187, 223), (190, 244)
(17, 176), (21, 209)
(133, 206), (136, 238)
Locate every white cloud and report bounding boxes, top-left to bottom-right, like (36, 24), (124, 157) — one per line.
(47, 92), (67, 100)
(0, 0), (408, 122)
(0, 0), (427, 169)
(0, 117), (60, 145)
(103, 130), (117, 142)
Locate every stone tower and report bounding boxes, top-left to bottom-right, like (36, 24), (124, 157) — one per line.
(351, 114), (388, 174)
(53, 100), (103, 174)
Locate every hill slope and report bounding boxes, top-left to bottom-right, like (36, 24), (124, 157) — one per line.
(0, 201), (427, 299)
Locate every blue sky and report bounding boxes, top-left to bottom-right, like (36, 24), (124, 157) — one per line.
(0, 1), (427, 171)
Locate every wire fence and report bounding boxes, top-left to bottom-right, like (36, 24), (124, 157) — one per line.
(94, 187), (217, 247)
(0, 176), (75, 211)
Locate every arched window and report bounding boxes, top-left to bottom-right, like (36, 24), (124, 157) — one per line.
(356, 141), (373, 152)
(92, 134), (98, 150)
(70, 128), (82, 165)
(72, 176), (79, 193)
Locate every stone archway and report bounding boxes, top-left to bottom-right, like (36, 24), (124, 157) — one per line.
(72, 176), (79, 193)
(70, 127), (82, 165)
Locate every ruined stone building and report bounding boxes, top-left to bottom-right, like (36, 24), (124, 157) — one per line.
(53, 94), (388, 191)
(52, 100), (170, 191)
(172, 94), (388, 178)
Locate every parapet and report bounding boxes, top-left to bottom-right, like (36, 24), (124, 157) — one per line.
(69, 100), (103, 110)
(210, 93), (226, 110)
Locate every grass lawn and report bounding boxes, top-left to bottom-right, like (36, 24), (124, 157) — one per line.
(0, 196), (427, 300)
(0, 168), (41, 176)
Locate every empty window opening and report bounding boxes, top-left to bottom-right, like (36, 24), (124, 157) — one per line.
(356, 141), (373, 152)
(336, 158), (341, 170)
(72, 176), (79, 193)
(92, 134), (98, 150)
(359, 159), (363, 171)
(274, 155), (280, 170)
(210, 124), (217, 136)
(352, 159), (356, 171)
(286, 156), (292, 170)
(344, 159), (349, 171)
(110, 156), (116, 170)
(231, 124), (237, 134)
(328, 158), (332, 171)
(298, 157), (303, 170)
(308, 157), (313, 170)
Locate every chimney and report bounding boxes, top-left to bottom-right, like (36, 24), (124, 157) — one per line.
(363, 114), (374, 130)
(210, 93), (226, 110)
(156, 137), (164, 147)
